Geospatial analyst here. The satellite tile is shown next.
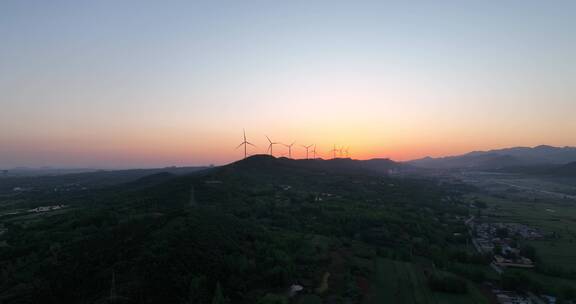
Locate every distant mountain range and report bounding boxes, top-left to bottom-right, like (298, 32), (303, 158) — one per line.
(408, 145), (576, 171)
(0, 166), (209, 192)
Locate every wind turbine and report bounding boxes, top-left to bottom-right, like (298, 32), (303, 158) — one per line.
(266, 136), (280, 156)
(284, 142), (295, 158)
(330, 144), (338, 159)
(236, 129), (255, 159)
(312, 144), (317, 159)
(344, 147), (350, 158)
(302, 144), (313, 159)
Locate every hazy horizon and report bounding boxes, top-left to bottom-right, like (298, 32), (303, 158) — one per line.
(1, 144), (574, 171)
(2, 1), (575, 168)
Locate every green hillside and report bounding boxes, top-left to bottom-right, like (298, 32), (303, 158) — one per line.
(0, 156), (488, 303)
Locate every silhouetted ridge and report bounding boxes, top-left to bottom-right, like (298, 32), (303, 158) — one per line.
(228, 154), (399, 175)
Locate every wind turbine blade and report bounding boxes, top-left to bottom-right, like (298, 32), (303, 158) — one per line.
(247, 142), (256, 147)
(235, 142), (244, 149)
(266, 135), (272, 144)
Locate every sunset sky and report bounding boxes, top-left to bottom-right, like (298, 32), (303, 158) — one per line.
(1, 1), (575, 168)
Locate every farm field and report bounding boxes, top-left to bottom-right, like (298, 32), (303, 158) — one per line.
(496, 177), (576, 196)
(506, 268), (576, 296)
(368, 258), (490, 304)
(476, 193), (576, 271)
(528, 240), (576, 270)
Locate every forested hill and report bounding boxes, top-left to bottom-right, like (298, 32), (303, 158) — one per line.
(84, 155), (403, 209)
(226, 154), (400, 175)
(0, 166), (209, 193)
(0, 154), (475, 304)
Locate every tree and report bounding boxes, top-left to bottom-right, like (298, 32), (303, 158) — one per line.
(256, 294), (288, 304)
(496, 228), (509, 238)
(560, 285), (576, 301)
(473, 200), (487, 209)
(493, 244), (503, 256)
(211, 282), (228, 304)
(520, 245), (538, 262)
(188, 275), (207, 304)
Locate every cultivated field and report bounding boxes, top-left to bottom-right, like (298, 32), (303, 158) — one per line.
(477, 193), (576, 271)
(369, 258), (489, 304)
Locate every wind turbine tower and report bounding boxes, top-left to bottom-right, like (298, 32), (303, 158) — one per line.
(266, 136), (280, 157)
(331, 144), (338, 159)
(236, 129), (255, 159)
(284, 142), (295, 158)
(302, 144), (313, 159)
